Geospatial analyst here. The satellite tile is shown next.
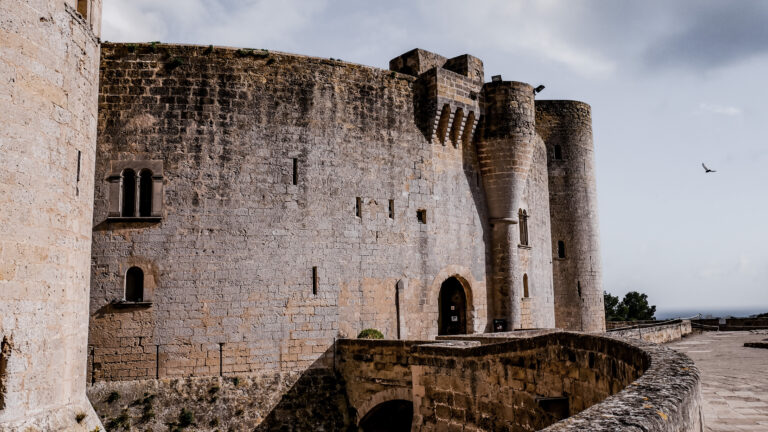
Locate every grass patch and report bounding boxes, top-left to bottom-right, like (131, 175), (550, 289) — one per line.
(106, 410), (130, 430)
(75, 412), (87, 423)
(166, 57), (185, 71)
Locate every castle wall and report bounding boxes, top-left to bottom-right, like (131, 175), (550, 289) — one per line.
(518, 137), (556, 329)
(88, 44), (500, 382)
(536, 101), (605, 332)
(0, 0), (101, 429)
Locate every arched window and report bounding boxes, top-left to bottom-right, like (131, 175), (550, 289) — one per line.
(523, 274), (529, 298)
(518, 209), (529, 246)
(139, 169), (153, 217)
(125, 267), (144, 302)
(557, 240), (566, 259)
(554, 144), (563, 160)
(121, 169), (136, 217)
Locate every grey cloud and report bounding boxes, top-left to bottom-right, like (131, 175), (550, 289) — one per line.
(644, 1), (768, 70)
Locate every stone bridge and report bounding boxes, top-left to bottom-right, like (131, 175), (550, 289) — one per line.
(335, 331), (702, 431)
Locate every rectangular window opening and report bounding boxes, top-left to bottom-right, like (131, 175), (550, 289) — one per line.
(77, 0), (89, 19)
(292, 158), (298, 185)
(312, 266), (318, 295)
(355, 197), (362, 218)
(417, 209), (427, 224)
(388, 199), (395, 219)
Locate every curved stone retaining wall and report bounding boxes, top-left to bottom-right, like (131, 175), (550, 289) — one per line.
(337, 332), (702, 431)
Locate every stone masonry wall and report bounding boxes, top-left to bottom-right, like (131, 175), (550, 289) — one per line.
(608, 320), (692, 344)
(87, 369), (352, 431)
(411, 334), (647, 431)
(88, 43), (509, 382)
(336, 332), (702, 432)
(0, 1), (101, 430)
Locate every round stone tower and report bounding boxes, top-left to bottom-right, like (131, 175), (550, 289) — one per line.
(0, 1), (102, 429)
(535, 100), (605, 332)
(477, 81), (537, 329)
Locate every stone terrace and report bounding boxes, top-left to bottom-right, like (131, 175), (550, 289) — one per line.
(669, 331), (768, 432)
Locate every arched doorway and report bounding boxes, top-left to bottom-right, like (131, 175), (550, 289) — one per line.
(439, 277), (468, 335)
(359, 400), (413, 432)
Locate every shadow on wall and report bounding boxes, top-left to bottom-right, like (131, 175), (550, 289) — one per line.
(254, 346), (355, 431)
(461, 115), (494, 333)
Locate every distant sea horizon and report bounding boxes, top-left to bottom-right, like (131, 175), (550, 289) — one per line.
(655, 307), (768, 320)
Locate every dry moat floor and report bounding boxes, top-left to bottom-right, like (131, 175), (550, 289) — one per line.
(668, 331), (768, 432)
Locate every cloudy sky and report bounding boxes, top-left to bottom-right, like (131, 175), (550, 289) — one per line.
(102, 0), (768, 316)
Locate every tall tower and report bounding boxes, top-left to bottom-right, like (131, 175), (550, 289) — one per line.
(477, 81), (537, 329)
(0, 1), (102, 429)
(536, 101), (605, 332)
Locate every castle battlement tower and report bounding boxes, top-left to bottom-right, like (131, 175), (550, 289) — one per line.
(536, 101), (605, 332)
(0, 1), (102, 429)
(477, 81), (538, 329)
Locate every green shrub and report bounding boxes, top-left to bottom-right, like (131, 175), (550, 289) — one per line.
(106, 391), (120, 404)
(178, 408), (195, 427)
(75, 412), (87, 423)
(357, 329), (384, 339)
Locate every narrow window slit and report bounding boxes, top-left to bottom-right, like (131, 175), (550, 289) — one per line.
(139, 169), (153, 217)
(389, 199), (395, 219)
(292, 158), (298, 185)
(355, 197), (362, 218)
(557, 241), (566, 259)
(518, 209), (529, 246)
(523, 274), (529, 298)
(312, 266), (318, 295)
(121, 169), (136, 217)
(554, 145), (563, 160)
(0, 336), (9, 410)
(76, 150), (81, 196)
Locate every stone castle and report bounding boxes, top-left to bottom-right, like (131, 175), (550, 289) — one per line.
(3, 2), (710, 431)
(87, 41), (604, 381)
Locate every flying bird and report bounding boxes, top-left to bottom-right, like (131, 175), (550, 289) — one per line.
(702, 163), (717, 173)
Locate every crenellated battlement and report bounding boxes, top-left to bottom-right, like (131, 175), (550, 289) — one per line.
(391, 49), (483, 146)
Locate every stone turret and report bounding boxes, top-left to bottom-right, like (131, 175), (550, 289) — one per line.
(477, 81), (537, 329)
(536, 100), (605, 332)
(0, 0), (102, 429)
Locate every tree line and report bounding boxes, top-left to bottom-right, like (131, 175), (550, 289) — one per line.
(604, 291), (656, 321)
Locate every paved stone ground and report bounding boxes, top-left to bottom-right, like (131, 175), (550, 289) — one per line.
(668, 331), (768, 432)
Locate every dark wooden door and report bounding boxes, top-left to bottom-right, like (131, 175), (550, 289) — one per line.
(439, 277), (467, 335)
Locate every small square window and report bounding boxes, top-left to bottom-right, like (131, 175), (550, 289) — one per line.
(417, 209), (427, 224)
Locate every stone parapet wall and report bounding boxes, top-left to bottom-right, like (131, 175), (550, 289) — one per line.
(608, 320), (693, 344)
(693, 317), (768, 330)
